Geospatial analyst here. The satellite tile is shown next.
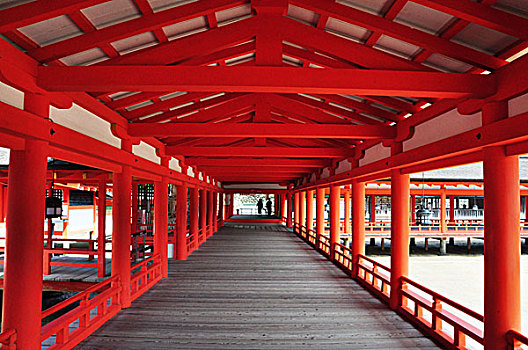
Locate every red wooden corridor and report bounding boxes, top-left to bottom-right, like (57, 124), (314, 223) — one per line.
(0, 0), (527, 349)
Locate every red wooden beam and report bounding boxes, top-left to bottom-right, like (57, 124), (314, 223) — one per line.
(202, 166), (314, 173)
(37, 66), (495, 98)
(412, 0), (528, 40)
(27, 0), (248, 63)
(166, 146), (353, 158)
(185, 158), (331, 167)
(291, 0), (507, 70)
(0, 0), (110, 33)
(128, 123), (396, 139)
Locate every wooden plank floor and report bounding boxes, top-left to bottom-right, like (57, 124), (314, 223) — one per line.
(77, 224), (439, 349)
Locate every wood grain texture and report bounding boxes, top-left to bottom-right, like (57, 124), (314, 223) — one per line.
(77, 224), (439, 349)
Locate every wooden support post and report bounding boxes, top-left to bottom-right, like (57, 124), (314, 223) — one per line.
(207, 190), (213, 237)
(155, 176), (169, 278)
(299, 191), (306, 235)
(390, 145), (410, 310)
(294, 192), (300, 231)
(175, 184), (188, 260)
(352, 181), (365, 277)
(316, 187), (325, 248)
(213, 191), (218, 233)
(189, 187), (199, 251)
(199, 189), (206, 244)
(306, 190), (314, 234)
(97, 181), (107, 277)
(0, 185), (5, 223)
(112, 155), (132, 308)
(329, 185), (340, 259)
(411, 195), (416, 225)
(2, 94), (49, 349)
(482, 101), (520, 350)
(131, 182), (138, 234)
(449, 195), (455, 223)
(286, 192), (292, 228)
(440, 187), (447, 233)
(219, 192), (224, 226)
(344, 187), (351, 233)
(370, 195), (376, 223)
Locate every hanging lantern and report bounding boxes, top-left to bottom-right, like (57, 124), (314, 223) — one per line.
(45, 196), (63, 218)
(416, 207), (431, 225)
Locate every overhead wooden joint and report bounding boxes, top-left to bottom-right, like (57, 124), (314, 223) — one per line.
(251, 0), (288, 15)
(110, 123), (140, 146)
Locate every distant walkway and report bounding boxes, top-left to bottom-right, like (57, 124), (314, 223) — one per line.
(77, 224), (438, 349)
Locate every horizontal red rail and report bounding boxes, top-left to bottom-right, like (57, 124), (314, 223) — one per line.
(41, 275), (121, 350)
(0, 329), (16, 350)
(357, 254), (391, 302)
(506, 329), (528, 349)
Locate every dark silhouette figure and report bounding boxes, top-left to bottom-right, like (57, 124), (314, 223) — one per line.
(266, 198), (272, 216)
(257, 198), (264, 215)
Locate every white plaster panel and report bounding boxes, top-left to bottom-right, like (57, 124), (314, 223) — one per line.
(187, 166), (195, 177)
(359, 142), (391, 166)
(0, 81), (24, 109)
(50, 104), (121, 148)
(132, 141), (160, 164)
(336, 159), (352, 174)
(509, 92), (528, 117)
(169, 158), (182, 172)
(199, 172), (203, 180)
(403, 108), (481, 152)
(223, 184), (287, 189)
(321, 168), (330, 178)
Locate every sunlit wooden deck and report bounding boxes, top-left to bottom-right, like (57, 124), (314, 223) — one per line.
(77, 224), (438, 349)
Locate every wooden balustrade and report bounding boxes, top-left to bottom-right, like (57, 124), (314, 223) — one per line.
(130, 255), (162, 302)
(40, 275), (122, 349)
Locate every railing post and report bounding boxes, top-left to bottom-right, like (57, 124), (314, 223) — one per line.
(2, 93), (48, 349)
(352, 181), (365, 277)
(389, 143), (410, 311)
(294, 191), (300, 233)
(482, 101), (520, 350)
(329, 185), (340, 260)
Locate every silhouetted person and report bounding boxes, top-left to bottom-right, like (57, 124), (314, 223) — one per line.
(257, 198), (264, 215)
(266, 198), (272, 216)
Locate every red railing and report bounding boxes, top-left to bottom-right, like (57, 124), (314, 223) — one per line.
(333, 243), (353, 272)
(357, 254), (391, 302)
(40, 275), (121, 350)
(400, 277), (484, 349)
(130, 254), (162, 302)
(0, 329), (16, 349)
(506, 329), (528, 349)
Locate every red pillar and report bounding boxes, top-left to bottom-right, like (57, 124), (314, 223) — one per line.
(299, 191), (306, 234)
(410, 195), (416, 224)
(370, 194), (376, 223)
(219, 192), (224, 225)
(329, 185), (340, 259)
(294, 191), (300, 231)
(390, 162), (410, 310)
(199, 189), (206, 243)
(154, 176), (169, 278)
(344, 186), (351, 233)
(97, 181), (107, 277)
(306, 190), (314, 233)
(286, 192), (292, 228)
(207, 190), (213, 237)
(175, 184), (188, 260)
(112, 158), (132, 308)
(482, 101), (520, 350)
(440, 187), (447, 233)
(0, 185), (5, 223)
(189, 187), (199, 251)
(316, 187), (325, 246)
(2, 96), (49, 349)
(352, 181), (365, 277)
(131, 182), (138, 233)
(449, 195), (456, 223)
(280, 193), (286, 220)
